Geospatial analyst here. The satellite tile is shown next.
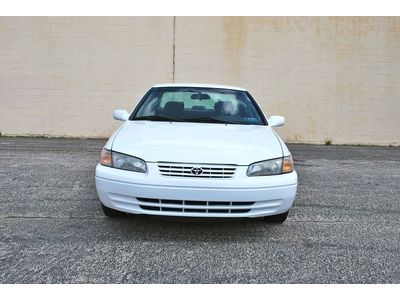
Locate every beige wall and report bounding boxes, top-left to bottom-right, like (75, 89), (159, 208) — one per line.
(0, 17), (399, 145)
(0, 17), (174, 137)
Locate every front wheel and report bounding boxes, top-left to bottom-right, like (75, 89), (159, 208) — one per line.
(263, 210), (289, 223)
(101, 204), (126, 218)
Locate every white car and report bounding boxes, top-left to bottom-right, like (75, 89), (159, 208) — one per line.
(96, 83), (297, 223)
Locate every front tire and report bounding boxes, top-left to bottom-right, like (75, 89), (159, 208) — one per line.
(101, 204), (126, 218)
(264, 210), (289, 223)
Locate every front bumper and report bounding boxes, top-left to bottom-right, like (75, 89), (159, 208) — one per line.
(95, 163), (297, 218)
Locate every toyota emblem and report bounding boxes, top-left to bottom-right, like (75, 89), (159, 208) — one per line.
(191, 167), (203, 175)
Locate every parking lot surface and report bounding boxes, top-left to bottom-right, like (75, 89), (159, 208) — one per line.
(0, 137), (399, 283)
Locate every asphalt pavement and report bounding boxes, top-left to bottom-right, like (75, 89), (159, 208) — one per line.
(0, 137), (399, 283)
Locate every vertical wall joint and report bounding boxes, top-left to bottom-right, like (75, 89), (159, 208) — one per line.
(172, 16), (176, 83)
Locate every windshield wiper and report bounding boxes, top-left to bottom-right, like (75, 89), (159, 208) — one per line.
(182, 117), (238, 124)
(131, 115), (181, 122)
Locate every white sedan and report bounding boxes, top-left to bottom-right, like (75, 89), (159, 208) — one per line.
(95, 83), (297, 223)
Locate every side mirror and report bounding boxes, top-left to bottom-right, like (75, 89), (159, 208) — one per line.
(113, 109), (129, 121)
(268, 115), (285, 127)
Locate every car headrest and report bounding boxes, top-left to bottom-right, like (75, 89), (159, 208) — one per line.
(163, 101), (184, 115)
(237, 103), (248, 117)
(214, 101), (234, 115)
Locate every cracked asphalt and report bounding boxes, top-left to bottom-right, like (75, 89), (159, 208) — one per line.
(0, 137), (399, 283)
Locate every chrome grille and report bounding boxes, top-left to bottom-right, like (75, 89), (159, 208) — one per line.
(158, 162), (236, 178)
(137, 198), (255, 214)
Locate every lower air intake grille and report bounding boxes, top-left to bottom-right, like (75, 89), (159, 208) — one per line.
(137, 197), (254, 214)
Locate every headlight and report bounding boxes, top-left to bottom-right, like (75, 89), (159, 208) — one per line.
(112, 151), (147, 173)
(247, 155), (293, 176)
(100, 148), (147, 173)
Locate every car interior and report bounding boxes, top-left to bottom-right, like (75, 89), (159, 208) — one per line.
(159, 100), (251, 119)
(157, 90), (253, 120)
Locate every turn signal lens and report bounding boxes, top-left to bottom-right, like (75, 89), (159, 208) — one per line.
(100, 148), (112, 166)
(282, 155), (294, 173)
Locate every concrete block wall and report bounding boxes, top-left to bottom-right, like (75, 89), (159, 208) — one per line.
(0, 17), (399, 145)
(174, 17), (400, 145)
(0, 17), (174, 137)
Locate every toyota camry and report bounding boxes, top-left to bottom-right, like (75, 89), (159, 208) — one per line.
(95, 83), (297, 223)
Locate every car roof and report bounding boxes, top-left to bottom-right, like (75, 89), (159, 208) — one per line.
(152, 83), (247, 91)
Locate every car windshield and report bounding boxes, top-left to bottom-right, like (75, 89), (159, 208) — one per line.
(130, 87), (266, 125)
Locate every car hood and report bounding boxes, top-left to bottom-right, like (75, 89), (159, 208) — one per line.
(111, 121), (283, 165)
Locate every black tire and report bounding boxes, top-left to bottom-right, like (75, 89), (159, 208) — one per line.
(264, 210), (289, 223)
(101, 204), (126, 218)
